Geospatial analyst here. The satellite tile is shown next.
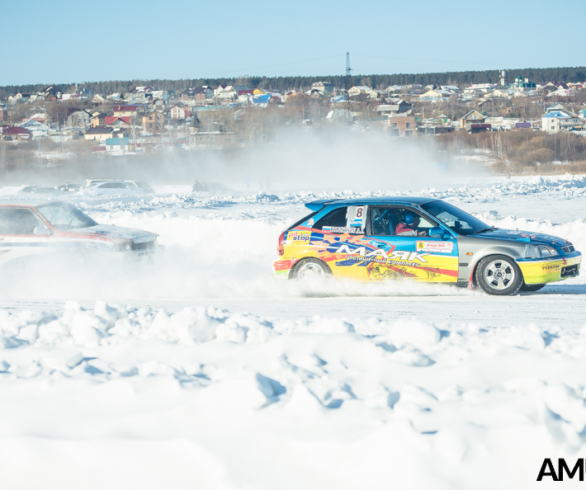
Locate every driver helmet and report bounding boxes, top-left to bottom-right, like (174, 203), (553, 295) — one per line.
(403, 210), (419, 226)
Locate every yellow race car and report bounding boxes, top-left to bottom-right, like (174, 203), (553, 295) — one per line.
(273, 198), (581, 295)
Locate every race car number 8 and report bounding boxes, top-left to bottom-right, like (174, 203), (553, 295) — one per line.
(356, 208), (363, 218)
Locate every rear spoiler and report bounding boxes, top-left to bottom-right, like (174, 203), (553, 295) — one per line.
(304, 199), (341, 212)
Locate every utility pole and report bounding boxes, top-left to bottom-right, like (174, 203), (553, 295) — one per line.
(345, 52), (352, 91)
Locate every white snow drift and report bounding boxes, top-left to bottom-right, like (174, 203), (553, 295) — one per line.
(0, 174), (585, 489)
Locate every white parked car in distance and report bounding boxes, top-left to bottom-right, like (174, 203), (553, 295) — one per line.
(84, 180), (150, 196)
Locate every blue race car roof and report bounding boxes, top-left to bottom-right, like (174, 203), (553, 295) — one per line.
(305, 197), (437, 211)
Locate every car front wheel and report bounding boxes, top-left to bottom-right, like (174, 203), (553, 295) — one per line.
(475, 255), (523, 296)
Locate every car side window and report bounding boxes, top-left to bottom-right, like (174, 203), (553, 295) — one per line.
(313, 207), (348, 231)
(100, 183), (126, 189)
(0, 208), (43, 235)
(370, 207), (435, 236)
(313, 206), (367, 234)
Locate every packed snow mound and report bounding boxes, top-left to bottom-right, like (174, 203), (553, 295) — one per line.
(3, 174), (586, 214)
(69, 173), (586, 212)
(0, 301), (585, 489)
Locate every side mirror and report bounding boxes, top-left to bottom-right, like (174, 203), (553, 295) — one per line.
(429, 226), (449, 239)
(34, 226), (51, 236)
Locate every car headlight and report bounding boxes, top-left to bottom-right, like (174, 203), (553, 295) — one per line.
(114, 240), (134, 252)
(539, 245), (559, 257)
(524, 244), (559, 258)
(524, 245), (540, 258)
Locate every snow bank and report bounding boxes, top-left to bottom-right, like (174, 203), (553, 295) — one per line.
(3, 173), (586, 213)
(0, 301), (584, 489)
(1, 173), (586, 488)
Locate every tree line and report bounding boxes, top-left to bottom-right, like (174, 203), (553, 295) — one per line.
(2, 66), (586, 98)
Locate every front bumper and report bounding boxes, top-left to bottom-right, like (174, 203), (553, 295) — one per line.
(517, 252), (581, 285)
(124, 243), (164, 259)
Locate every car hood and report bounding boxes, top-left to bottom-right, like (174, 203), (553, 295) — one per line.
(468, 228), (569, 247)
(68, 224), (157, 243)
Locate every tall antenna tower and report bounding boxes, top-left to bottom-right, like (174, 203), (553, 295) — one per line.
(345, 52), (352, 90)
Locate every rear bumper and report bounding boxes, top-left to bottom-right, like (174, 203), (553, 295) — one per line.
(517, 253), (581, 284)
(273, 258), (298, 279)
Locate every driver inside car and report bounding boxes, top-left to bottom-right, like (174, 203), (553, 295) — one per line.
(395, 211), (427, 236)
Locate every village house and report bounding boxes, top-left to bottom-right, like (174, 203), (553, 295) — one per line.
(113, 105), (139, 118)
(152, 99), (166, 112)
(347, 86), (371, 97)
(28, 94), (45, 103)
(547, 88), (576, 98)
(2, 126), (31, 140)
(464, 83), (495, 95)
(215, 86), (237, 102)
(441, 85), (460, 94)
(91, 94), (105, 104)
(105, 137), (130, 153)
(234, 86), (253, 97)
(84, 126), (113, 142)
(19, 120), (50, 138)
(67, 110), (91, 128)
(62, 93), (82, 101)
(420, 89), (454, 101)
(460, 110), (485, 128)
(325, 109), (354, 124)
(376, 100), (412, 117)
(170, 105), (191, 120)
(104, 116), (132, 128)
(478, 98), (499, 114)
(509, 76), (537, 93)
(191, 129), (236, 148)
(311, 81), (334, 93)
(91, 113), (107, 127)
(142, 112), (165, 133)
(182, 86), (213, 103)
(485, 89), (514, 99)
(545, 104), (570, 114)
(42, 86), (62, 99)
(27, 111), (47, 123)
(541, 111), (582, 133)
(387, 114), (416, 137)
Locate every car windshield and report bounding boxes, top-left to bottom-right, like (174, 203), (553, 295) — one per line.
(421, 200), (490, 236)
(36, 202), (97, 230)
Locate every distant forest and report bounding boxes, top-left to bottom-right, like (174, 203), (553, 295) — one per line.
(2, 66), (586, 96)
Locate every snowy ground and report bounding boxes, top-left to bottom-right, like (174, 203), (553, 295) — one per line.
(1, 174), (586, 489)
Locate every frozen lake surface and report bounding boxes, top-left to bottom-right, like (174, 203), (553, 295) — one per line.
(0, 174), (585, 489)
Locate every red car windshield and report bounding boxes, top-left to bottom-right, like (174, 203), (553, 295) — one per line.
(37, 202), (98, 230)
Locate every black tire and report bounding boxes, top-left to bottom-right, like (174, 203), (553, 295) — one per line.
(520, 283), (546, 292)
(290, 258), (332, 280)
(475, 255), (523, 296)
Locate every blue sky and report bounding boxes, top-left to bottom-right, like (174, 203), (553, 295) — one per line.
(2, 0), (584, 86)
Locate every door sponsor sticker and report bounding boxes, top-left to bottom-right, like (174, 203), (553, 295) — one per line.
(346, 206), (367, 229)
(322, 226), (364, 234)
(288, 231), (311, 243)
(416, 240), (454, 253)
(334, 244), (429, 263)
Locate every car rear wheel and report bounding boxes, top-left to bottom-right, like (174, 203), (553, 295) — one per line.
(475, 255), (523, 296)
(290, 258), (332, 280)
(520, 283), (546, 292)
